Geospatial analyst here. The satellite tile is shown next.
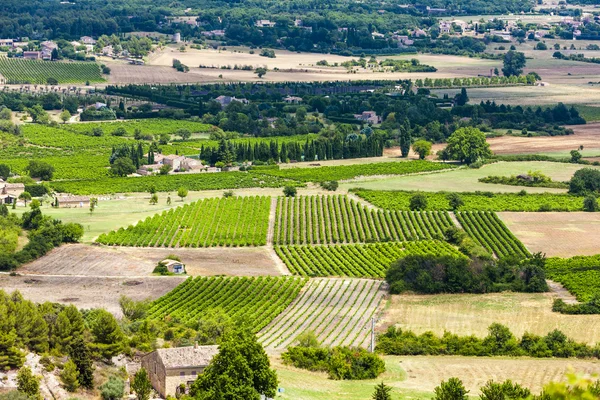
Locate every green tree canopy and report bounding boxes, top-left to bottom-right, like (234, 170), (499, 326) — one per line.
(444, 127), (492, 164)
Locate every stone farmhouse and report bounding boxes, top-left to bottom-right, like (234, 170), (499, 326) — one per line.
(0, 181), (24, 205)
(137, 153), (205, 175)
(141, 344), (219, 397)
(54, 195), (91, 208)
(354, 111), (381, 124)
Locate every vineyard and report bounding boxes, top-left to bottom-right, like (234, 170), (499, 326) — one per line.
(353, 189), (585, 212)
(545, 255), (600, 302)
(0, 58), (104, 84)
(258, 278), (386, 349)
(261, 160), (454, 182)
(96, 196), (271, 247)
(147, 276), (307, 332)
(64, 119), (215, 137)
(455, 211), (530, 258)
(274, 195), (454, 245)
(275, 240), (464, 277)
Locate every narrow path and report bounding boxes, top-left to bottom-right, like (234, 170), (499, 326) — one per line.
(266, 197), (277, 246)
(266, 246), (291, 276)
(449, 211), (462, 228)
(346, 192), (378, 210)
(547, 280), (579, 305)
(0, 271), (187, 280)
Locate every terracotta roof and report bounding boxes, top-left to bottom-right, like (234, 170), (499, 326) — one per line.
(155, 345), (218, 369)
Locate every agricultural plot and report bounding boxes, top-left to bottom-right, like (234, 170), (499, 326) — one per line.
(353, 189), (584, 212)
(96, 196), (271, 247)
(258, 278), (386, 349)
(275, 241), (464, 278)
(147, 276), (307, 332)
(545, 255), (600, 302)
(0, 58), (104, 84)
(274, 195), (454, 245)
(64, 119), (214, 137)
(455, 211), (530, 258)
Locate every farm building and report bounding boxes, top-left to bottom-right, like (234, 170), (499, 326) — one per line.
(23, 51), (41, 60)
(141, 344), (218, 397)
(0, 182), (24, 205)
(161, 259), (185, 274)
(354, 111), (381, 124)
(283, 96), (303, 104)
(54, 195), (90, 208)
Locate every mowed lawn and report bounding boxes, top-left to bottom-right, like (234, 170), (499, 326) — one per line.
(380, 292), (600, 345)
(341, 161), (590, 193)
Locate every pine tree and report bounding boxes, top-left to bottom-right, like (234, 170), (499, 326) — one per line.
(60, 359), (80, 392)
(0, 303), (25, 370)
(89, 310), (125, 360)
(372, 382), (392, 400)
(399, 119), (412, 158)
(68, 337), (95, 390)
(17, 367), (40, 400)
(132, 368), (152, 400)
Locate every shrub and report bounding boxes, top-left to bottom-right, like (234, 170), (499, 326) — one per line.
(99, 377), (125, 400)
(434, 377), (469, 400)
(283, 186), (297, 197)
(409, 193), (428, 210)
(583, 195), (598, 212)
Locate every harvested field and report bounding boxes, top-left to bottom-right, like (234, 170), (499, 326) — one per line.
(21, 244), (281, 276)
(0, 274), (184, 317)
(259, 278), (387, 349)
(498, 212), (600, 257)
(485, 123), (600, 155)
(381, 292), (600, 345)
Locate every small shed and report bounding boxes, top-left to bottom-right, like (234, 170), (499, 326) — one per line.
(55, 195), (91, 208)
(161, 259), (185, 274)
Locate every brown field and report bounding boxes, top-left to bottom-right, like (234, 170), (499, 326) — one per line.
(392, 356), (600, 395)
(380, 292), (600, 344)
(498, 212), (600, 257)
(484, 123), (600, 155)
(21, 244), (282, 277)
(0, 274), (184, 317)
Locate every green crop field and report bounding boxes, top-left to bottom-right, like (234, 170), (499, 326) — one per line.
(147, 276), (307, 332)
(0, 57), (104, 84)
(96, 196), (271, 247)
(545, 255), (600, 302)
(275, 240), (464, 277)
(455, 211), (530, 258)
(353, 189), (585, 212)
(274, 195), (454, 245)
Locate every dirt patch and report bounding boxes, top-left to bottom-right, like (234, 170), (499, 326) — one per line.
(380, 292), (600, 345)
(498, 212), (600, 257)
(0, 275), (184, 317)
(21, 244), (281, 277)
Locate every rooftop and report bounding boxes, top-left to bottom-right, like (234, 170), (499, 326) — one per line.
(155, 345), (219, 369)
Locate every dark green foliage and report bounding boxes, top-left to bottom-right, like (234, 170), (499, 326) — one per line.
(583, 195), (598, 212)
(502, 51), (526, 77)
(479, 380), (531, 400)
(24, 161), (54, 181)
(282, 345), (385, 380)
(446, 193), (464, 210)
(409, 193), (428, 210)
(87, 309), (126, 360)
(190, 326), (278, 400)
(372, 382), (393, 400)
(110, 157), (136, 177)
(283, 186), (297, 197)
(0, 164), (10, 180)
(569, 168), (600, 195)
(434, 377), (469, 400)
(553, 296), (600, 315)
(17, 367), (40, 400)
(376, 323), (598, 359)
(68, 337), (95, 389)
(132, 369), (152, 400)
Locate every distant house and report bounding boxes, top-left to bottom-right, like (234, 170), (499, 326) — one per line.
(141, 344), (219, 398)
(137, 164), (163, 176)
(0, 39), (15, 47)
(200, 30), (225, 37)
(172, 33), (181, 43)
(163, 155), (186, 171)
(80, 36), (96, 45)
(41, 41), (58, 51)
(214, 95), (248, 108)
(54, 195), (90, 208)
(0, 182), (24, 205)
(161, 259), (185, 274)
(23, 51), (41, 60)
(94, 102), (108, 110)
(255, 20), (276, 28)
(283, 95), (302, 104)
(412, 28), (427, 38)
(354, 111), (381, 124)
(393, 35), (414, 46)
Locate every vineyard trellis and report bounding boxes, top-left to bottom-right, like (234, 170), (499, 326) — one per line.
(0, 58), (104, 84)
(275, 240), (465, 277)
(96, 196), (271, 247)
(147, 276), (307, 332)
(274, 195), (454, 245)
(546, 255), (600, 302)
(455, 211), (530, 258)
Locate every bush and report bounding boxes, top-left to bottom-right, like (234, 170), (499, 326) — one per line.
(409, 193), (428, 210)
(583, 195), (598, 212)
(283, 186), (297, 197)
(320, 181), (339, 191)
(100, 377), (125, 400)
(434, 377), (469, 400)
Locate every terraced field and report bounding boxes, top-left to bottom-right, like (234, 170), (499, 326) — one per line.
(274, 195), (454, 245)
(96, 196), (271, 247)
(275, 240), (464, 277)
(258, 278), (386, 349)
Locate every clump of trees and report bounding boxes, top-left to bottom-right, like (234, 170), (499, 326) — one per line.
(439, 127), (492, 165)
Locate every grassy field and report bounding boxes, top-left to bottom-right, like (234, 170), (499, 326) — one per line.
(342, 161), (587, 193)
(380, 292), (600, 345)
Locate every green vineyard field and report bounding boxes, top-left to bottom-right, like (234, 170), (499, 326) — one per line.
(353, 189), (584, 212)
(546, 255), (600, 302)
(275, 240), (465, 277)
(96, 196), (271, 247)
(455, 211), (530, 258)
(147, 276), (307, 332)
(274, 195), (454, 245)
(0, 58), (104, 84)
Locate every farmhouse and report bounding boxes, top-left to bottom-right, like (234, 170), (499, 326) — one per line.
(80, 36), (96, 45)
(0, 39), (15, 47)
(214, 95), (249, 107)
(141, 344), (219, 397)
(354, 111), (381, 124)
(161, 259), (185, 274)
(23, 51), (42, 60)
(0, 182), (25, 205)
(54, 195), (91, 208)
(283, 95), (303, 104)
(255, 20), (276, 28)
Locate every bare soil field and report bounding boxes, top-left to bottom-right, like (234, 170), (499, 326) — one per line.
(259, 278), (386, 350)
(21, 244), (281, 277)
(380, 292), (600, 344)
(0, 274), (184, 317)
(395, 356), (600, 395)
(484, 123), (600, 155)
(498, 212), (600, 257)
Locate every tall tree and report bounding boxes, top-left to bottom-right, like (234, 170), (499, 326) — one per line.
(398, 119), (412, 158)
(68, 337), (95, 389)
(444, 127), (492, 165)
(372, 382), (392, 400)
(502, 51), (526, 77)
(132, 368), (152, 400)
